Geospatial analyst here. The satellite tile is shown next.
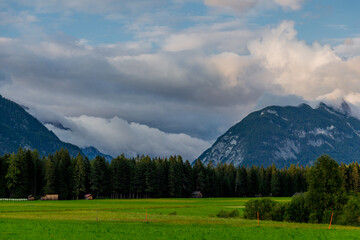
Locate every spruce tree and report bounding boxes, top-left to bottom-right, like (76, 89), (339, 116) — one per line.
(44, 156), (56, 194)
(73, 153), (86, 199)
(6, 153), (21, 197)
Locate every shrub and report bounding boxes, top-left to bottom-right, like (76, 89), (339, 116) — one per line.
(243, 198), (281, 221)
(284, 194), (309, 223)
(308, 212), (319, 223)
(168, 211), (177, 216)
(338, 195), (360, 226)
(216, 209), (239, 218)
(271, 202), (287, 221)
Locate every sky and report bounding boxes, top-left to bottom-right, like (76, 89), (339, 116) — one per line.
(1, 0), (360, 161)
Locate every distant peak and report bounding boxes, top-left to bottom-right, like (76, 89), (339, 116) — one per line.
(340, 99), (352, 115)
(316, 100), (352, 116)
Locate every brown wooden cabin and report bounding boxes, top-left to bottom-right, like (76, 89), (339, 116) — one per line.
(41, 194), (58, 200)
(84, 194), (93, 200)
(190, 191), (203, 198)
(27, 195), (35, 201)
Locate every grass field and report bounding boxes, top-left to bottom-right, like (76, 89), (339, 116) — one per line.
(0, 198), (359, 239)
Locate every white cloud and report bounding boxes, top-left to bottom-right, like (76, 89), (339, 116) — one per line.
(334, 38), (360, 59)
(3, 14), (360, 160)
(248, 20), (343, 99)
(8, 0), (165, 14)
(45, 115), (211, 161)
(0, 11), (37, 25)
(204, 0), (260, 13)
(273, 0), (304, 10)
(204, 0), (304, 13)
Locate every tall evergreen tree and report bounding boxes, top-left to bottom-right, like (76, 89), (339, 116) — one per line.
(193, 159), (205, 193)
(6, 153), (21, 197)
(270, 167), (281, 196)
(0, 155), (9, 197)
(247, 166), (259, 197)
(73, 153), (86, 199)
(44, 156), (56, 194)
(31, 150), (43, 196)
(56, 149), (73, 199)
(350, 163), (360, 193)
(90, 156), (110, 198)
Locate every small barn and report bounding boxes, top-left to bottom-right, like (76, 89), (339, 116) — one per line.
(84, 194), (93, 200)
(41, 194), (58, 200)
(190, 191), (203, 198)
(292, 192), (304, 197)
(27, 195), (35, 201)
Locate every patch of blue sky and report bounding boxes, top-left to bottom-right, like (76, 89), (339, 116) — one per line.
(252, 0), (360, 46)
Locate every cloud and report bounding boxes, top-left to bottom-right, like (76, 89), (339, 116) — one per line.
(334, 38), (360, 59)
(204, 0), (260, 13)
(3, 13), (360, 160)
(255, 92), (307, 110)
(0, 11), (37, 25)
(248, 21), (340, 99)
(273, 0), (304, 10)
(44, 115), (211, 161)
(7, 0), (167, 14)
(0, 31), (258, 141)
(204, 0), (304, 13)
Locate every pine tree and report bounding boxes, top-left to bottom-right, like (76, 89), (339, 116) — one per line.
(193, 159), (205, 193)
(0, 155), (9, 197)
(6, 153), (21, 197)
(168, 160), (177, 197)
(144, 156), (156, 198)
(247, 166), (259, 197)
(73, 153), (86, 199)
(340, 163), (350, 192)
(90, 156), (110, 198)
(351, 163), (360, 193)
(31, 150), (43, 196)
(56, 149), (73, 199)
(238, 166), (248, 197)
(44, 156), (56, 194)
(270, 167), (281, 197)
(111, 154), (131, 199)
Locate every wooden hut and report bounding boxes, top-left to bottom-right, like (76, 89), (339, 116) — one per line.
(84, 194), (93, 200)
(190, 191), (203, 198)
(41, 194), (58, 200)
(27, 195), (35, 201)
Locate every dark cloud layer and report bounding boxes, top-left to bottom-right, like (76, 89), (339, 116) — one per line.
(2, 0), (360, 159)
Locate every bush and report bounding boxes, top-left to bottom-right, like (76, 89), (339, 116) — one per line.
(338, 195), (360, 226)
(284, 194), (309, 223)
(168, 211), (177, 216)
(216, 209), (239, 218)
(243, 198), (282, 221)
(271, 202), (287, 221)
(308, 212), (319, 224)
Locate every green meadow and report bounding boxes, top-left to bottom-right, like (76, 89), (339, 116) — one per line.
(0, 198), (359, 239)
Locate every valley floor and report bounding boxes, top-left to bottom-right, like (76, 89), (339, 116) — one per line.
(0, 198), (359, 239)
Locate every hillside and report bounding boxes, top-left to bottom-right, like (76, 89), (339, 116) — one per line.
(198, 102), (360, 167)
(0, 95), (82, 156)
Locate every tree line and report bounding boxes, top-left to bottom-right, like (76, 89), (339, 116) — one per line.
(1, 148), (360, 199)
(243, 155), (360, 226)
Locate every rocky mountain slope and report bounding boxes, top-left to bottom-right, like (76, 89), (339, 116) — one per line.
(0, 95), (82, 156)
(198, 102), (360, 167)
(0, 95), (111, 160)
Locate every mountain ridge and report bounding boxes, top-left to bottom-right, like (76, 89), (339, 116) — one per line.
(0, 95), (111, 160)
(198, 101), (360, 167)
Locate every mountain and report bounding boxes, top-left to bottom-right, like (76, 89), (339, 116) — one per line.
(81, 146), (113, 161)
(198, 102), (360, 167)
(0, 95), (83, 156)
